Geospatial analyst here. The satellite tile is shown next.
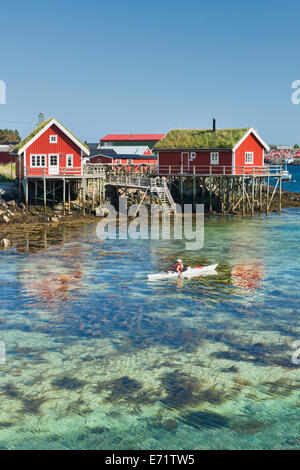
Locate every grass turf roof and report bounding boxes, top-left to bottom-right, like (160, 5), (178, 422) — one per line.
(154, 128), (251, 150)
(14, 118), (89, 153)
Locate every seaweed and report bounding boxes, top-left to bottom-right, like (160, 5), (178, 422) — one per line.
(181, 410), (230, 430)
(2, 383), (21, 399)
(160, 371), (202, 409)
(21, 396), (47, 415)
(51, 375), (85, 391)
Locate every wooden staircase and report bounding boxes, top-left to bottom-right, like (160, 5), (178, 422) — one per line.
(150, 177), (177, 215)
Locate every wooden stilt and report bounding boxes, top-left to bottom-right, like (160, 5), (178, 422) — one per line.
(193, 166), (196, 212)
(209, 169), (212, 213)
(52, 180), (55, 208)
(92, 178), (95, 211)
(63, 178), (66, 216)
(34, 179), (37, 206)
(83, 178), (86, 216)
(68, 181), (71, 213)
(279, 176), (282, 212)
(266, 176), (270, 214)
(43, 177), (46, 214)
(25, 178), (29, 210)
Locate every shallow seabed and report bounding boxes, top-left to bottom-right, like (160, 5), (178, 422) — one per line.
(0, 210), (299, 450)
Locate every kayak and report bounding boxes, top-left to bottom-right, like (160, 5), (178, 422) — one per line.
(147, 264), (218, 281)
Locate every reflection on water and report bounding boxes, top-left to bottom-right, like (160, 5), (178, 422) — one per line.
(0, 211), (300, 449)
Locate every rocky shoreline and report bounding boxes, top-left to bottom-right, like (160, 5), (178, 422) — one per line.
(1, 186), (300, 249)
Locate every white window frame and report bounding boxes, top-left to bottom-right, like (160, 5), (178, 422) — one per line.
(49, 134), (58, 144)
(245, 152), (254, 164)
(190, 152), (196, 159)
(66, 154), (73, 167)
(115, 159), (122, 164)
(49, 154), (59, 166)
(210, 152), (219, 164)
(30, 154), (46, 167)
(127, 159), (133, 164)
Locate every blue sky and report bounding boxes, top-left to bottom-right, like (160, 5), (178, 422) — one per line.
(1, 0), (300, 144)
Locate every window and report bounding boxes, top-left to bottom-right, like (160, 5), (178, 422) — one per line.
(245, 152), (253, 164)
(66, 154), (73, 167)
(210, 152), (219, 164)
(190, 152), (196, 160)
(49, 135), (57, 143)
(30, 154), (46, 167)
(115, 159), (122, 164)
(127, 159), (133, 164)
(49, 154), (58, 166)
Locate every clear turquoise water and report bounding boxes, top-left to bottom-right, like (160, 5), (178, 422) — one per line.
(280, 165), (300, 193)
(0, 211), (299, 450)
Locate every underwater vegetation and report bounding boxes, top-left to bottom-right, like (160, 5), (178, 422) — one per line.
(94, 376), (161, 407)
(181, 410), (230, 430)
(51, 375), (85, 391)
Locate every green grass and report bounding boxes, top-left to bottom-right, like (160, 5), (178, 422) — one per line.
(0, 163), (16, 182)
(154, 128), (250, 149)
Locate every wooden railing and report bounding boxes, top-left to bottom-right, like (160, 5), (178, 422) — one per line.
(26, 167), (83, 177)
(157, 165), (283, 176)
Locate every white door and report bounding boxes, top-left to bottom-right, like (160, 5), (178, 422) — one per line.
(49, 154), (59, 175)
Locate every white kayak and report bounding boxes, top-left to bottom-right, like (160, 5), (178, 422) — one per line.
(147, 264), (218, 281)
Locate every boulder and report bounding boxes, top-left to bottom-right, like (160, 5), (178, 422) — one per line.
(95, 206), (109, 217)
(2, 215), (9, 223)
(1, 238), (11, 248)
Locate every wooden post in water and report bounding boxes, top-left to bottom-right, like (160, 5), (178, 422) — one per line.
(180, 164), (183, 208)
(43, 172), (46, 214)
(242, 169), (245, 216)
(92, 178), (95, 211)
(82, 178), (86, 216)
(25, 177), (28, 210)
(193, 166), (196, 212)
(209, 167), (212, 213)
(63, 177), (66, 216)
(279, 176), (282, 212)
(266, 176), (270, 214)
(68, 181), (71, 213)
(34, 179), (37, 206)
(252, 170), (255, 214)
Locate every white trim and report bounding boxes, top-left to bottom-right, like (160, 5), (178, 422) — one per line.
(18, 118), (90, 156)
(232, 128), (270, 152)
(66, 154), (74, 168)
(245, 152), (254, 164)
(210, 152), (219, 165)
(232, 150), (235, 175)
(49, 134), (58, 144)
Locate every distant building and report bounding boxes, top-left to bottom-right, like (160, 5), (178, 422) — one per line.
(99, 133), (166, 150)
(0, 144), (16, 164)
(277, 145), (291, 150)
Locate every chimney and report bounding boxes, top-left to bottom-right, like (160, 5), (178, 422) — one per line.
(38, 112), (44, 125)
(212, 118), (216, 132)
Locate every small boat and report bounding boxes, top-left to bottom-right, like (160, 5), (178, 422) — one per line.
(147, 264), (218, 281)
(281, 170), (292, 181)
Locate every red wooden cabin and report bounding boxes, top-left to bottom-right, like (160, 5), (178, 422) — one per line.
(14, 118), (90, 179)
(155, 127), (270, 175)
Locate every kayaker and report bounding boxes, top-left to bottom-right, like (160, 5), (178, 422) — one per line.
(174, 259), (184, 273)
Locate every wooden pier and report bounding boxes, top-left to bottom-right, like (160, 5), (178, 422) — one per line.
(22, 163), (283, 215)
